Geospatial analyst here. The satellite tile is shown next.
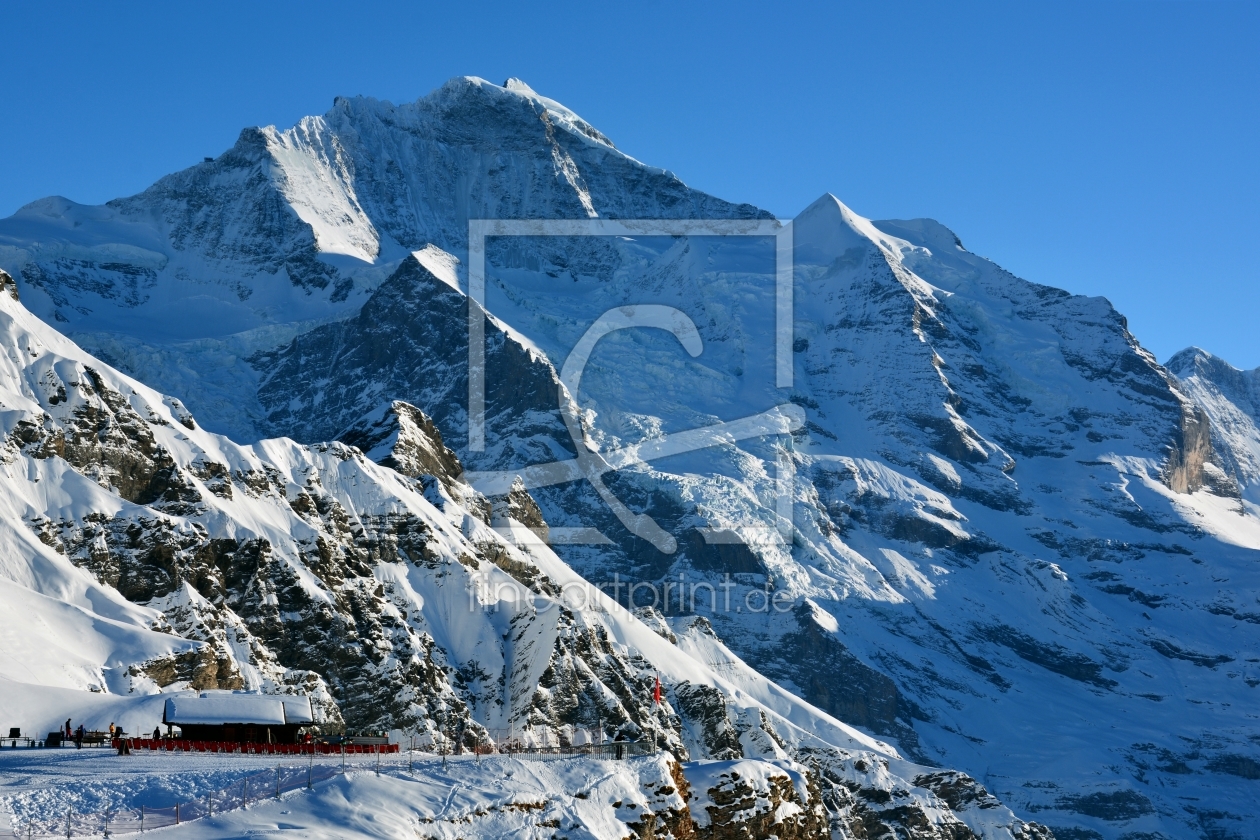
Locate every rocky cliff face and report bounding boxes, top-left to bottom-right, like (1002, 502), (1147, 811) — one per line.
(0, 76), (1257, 838)
(1167, 346), (1260, 501)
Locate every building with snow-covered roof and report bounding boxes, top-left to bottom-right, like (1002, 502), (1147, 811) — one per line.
(162, 692), (313, 743)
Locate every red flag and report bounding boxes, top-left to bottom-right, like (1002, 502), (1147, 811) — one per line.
(653, 676), (662, 704)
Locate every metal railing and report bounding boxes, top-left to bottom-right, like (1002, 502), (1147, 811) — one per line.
(494, 741), (654, 761)
(112, 739), (398, 755)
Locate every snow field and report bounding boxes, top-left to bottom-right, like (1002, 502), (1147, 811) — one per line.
(0, 750), (754, 840)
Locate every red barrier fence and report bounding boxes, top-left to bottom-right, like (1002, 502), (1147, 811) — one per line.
(112, 739), (399, 755)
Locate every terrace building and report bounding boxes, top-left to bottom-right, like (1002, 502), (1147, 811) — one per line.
(162, 692), (314, 744)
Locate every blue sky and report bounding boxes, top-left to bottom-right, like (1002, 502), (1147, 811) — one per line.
(1, 1), (1256, 367)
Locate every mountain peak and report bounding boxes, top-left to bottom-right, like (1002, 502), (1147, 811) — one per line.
(792, 193), (936, 270)
(1166, 345), (1260, 380)
(792, 193), (882, 265)
(1166, 345), (1215, 376)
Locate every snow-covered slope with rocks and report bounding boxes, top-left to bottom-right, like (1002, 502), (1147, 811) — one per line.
(0, 267), (1047, 839)
(0, 76), (1257, 838)
(2, 749), (1044, 840)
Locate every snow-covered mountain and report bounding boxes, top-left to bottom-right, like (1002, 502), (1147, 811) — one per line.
(0, 265), (1046, 838)
(1, 76), (1258, 839)
(0, 77), (762, 443)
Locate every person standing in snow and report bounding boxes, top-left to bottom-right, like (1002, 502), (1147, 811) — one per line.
(74, 724), (84, 749)
(64, 719), (71, 740)
(153, 725), (161, 740)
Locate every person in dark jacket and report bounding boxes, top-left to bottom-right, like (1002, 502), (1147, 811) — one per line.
(153, 726), (161, 740)
(74, 724), (84, 749)
(64, 719), (71, 740)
